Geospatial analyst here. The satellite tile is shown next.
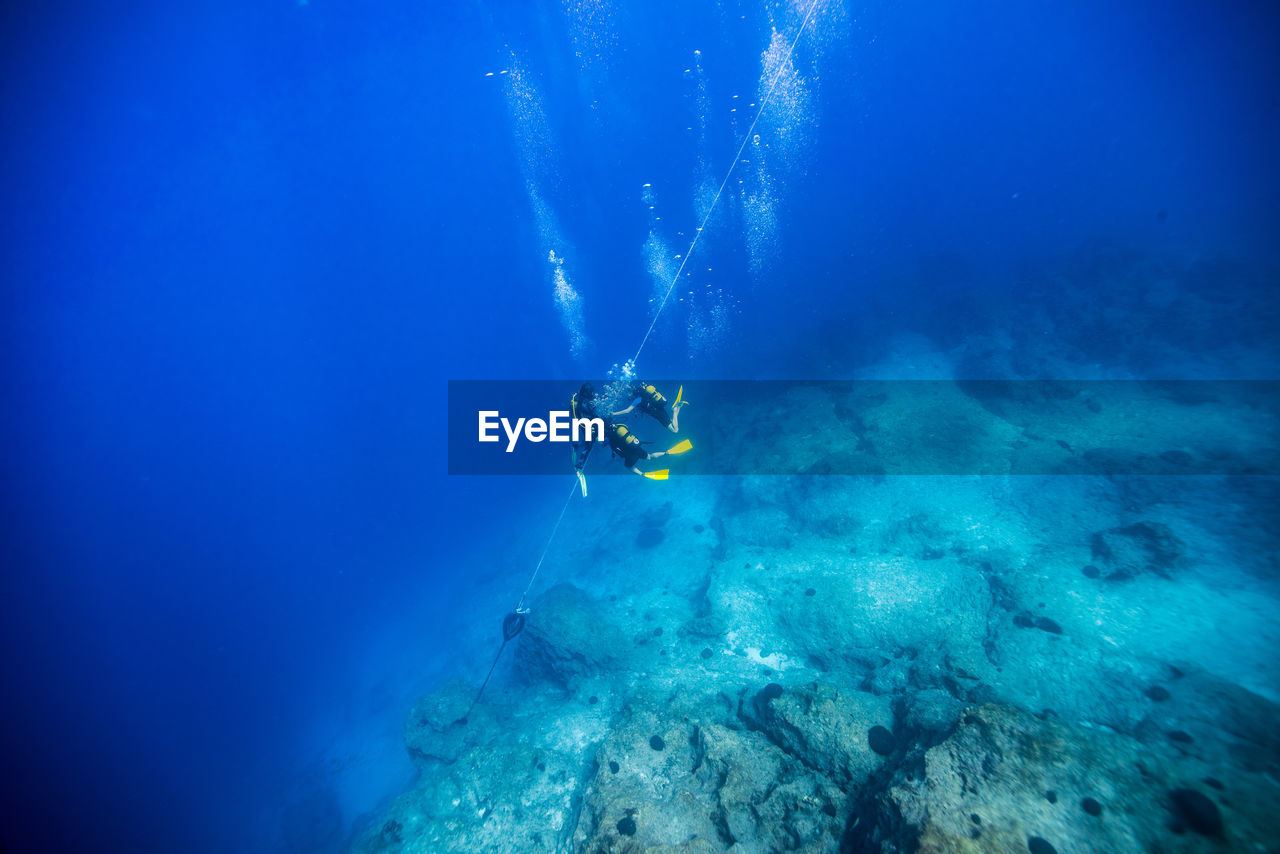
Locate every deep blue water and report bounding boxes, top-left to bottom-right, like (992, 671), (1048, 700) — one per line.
(1, 0), (1277, 852)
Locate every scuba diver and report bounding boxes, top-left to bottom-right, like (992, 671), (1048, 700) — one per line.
(570, 382), (600, 495)
(611, 381), (688, 433)
(604, 421), (673, 480)
(569, 381), (691, 491)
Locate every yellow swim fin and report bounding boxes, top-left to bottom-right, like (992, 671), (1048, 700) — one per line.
(666, 439), (693, 456)
(576, 470), (588, 498)
(643, 469), (669, 481)
(674, 385), (683, 406)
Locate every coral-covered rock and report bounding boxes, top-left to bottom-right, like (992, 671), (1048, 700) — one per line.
(573, 709), (849, 854)
(873, 703), (1277, 854)
(403, 679), (482, 766)
(1090, 521), (1185, 580)
(516, 583), (627, 688)
(747, 681), (894, 785)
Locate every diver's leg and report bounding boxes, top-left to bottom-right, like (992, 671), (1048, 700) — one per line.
(670, 401), (686, 432)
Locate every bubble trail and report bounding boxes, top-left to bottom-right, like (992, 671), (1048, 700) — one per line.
(629, 0), (826, 368)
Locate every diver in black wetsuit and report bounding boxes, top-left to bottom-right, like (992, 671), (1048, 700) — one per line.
(610, 381), (687, 433)
(569, 382), (599, 477)
(602, 420), (670, 478)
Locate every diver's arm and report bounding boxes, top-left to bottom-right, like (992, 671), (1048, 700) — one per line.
(613, 397), (643, 417)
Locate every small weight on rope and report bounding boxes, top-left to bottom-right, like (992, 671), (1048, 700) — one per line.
(502, 611), (527, 642)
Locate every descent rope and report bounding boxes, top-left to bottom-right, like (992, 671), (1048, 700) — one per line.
(469, 0), (825, 716)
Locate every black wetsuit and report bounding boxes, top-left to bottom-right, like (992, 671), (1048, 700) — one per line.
(628, 382), (673, 427)
(606, 423), (648, 468)
(570, 391), (598, 471)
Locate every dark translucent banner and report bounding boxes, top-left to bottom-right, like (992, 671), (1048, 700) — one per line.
(447, 380), (1279, 475)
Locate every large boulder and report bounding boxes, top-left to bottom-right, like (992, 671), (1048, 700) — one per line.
(743, 681), (895, 786)
(1090, 521), (1185, 580)
(572, 704), (849, 854)
(868, 703), (1280, 854)
(516, 583), (628, 688)
(355, 687), (610, 854)
(403, 679), (485, 766)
